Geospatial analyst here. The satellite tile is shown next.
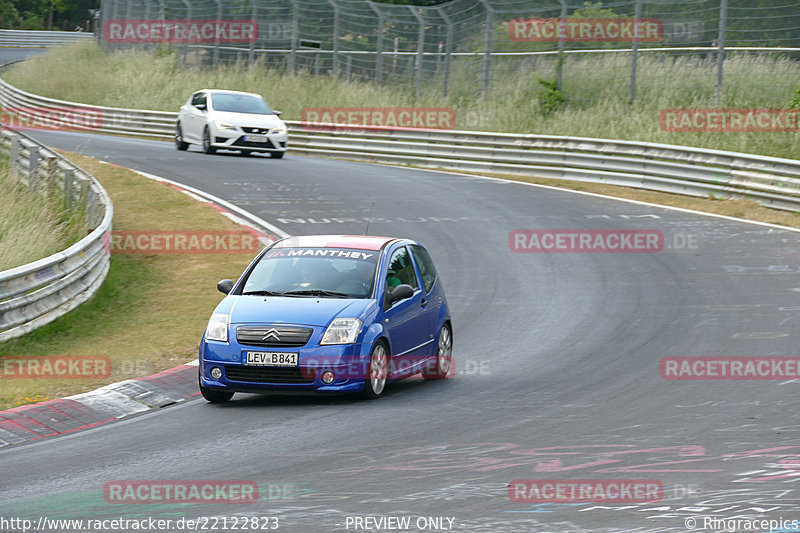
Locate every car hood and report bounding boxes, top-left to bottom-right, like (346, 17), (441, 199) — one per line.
(209, 110), (284, 129)
(223, 296), (375, 327)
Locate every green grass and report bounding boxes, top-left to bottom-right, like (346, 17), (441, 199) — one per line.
(4, 42), (800, 159)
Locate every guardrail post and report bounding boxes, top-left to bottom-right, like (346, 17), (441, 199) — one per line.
(9, 133), (19, 180)
(28, 145), (39, 191)
(63, 168), (75, 210)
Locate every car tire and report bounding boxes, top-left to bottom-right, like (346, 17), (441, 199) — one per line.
(202, 127), (216, 154)
(423, 323), (453, 380)
(199, 375), (233, 403)
(175, 124), (189, 151)
(270, 151), (285, 159)
(364, 341), (389, 399)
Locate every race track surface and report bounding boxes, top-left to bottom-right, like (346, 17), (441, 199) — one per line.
(1, 122), (799, 532)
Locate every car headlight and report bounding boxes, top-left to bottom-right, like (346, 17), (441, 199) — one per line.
(205, 313), (229, 342)
(321, 317), (362, 345)
(214, 121), (237, 131)
(272, 123), (287, 135)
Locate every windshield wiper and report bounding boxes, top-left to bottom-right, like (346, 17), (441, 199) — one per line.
(242, 290), (288, 296)
(282, 289), (352, 298)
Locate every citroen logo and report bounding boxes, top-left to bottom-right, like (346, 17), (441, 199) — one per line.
(262, 328), (281, 341)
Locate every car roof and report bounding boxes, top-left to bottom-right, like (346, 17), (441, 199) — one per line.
(197, 89), (264, 99)
(272, 235), (402, 251)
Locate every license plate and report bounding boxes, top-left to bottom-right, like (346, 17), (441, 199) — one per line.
(245, 134), (267, 143)
(244, 352), (298, 366)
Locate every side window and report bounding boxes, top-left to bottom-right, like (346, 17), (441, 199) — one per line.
(386, 247), (419, 292)
(191, 92), (206, 107)
(410, 245), (437, 293)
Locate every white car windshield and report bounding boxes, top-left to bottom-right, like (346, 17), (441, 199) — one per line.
(211, 93), (273, 115)
(242, 248), (380, 298)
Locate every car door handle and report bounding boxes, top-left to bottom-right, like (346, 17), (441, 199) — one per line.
(420, 298), (427, 308)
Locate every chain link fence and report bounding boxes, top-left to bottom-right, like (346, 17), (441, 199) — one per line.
(97, 0), (800, 105)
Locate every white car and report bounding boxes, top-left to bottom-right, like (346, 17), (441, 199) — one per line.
(175, 89), (288, 158)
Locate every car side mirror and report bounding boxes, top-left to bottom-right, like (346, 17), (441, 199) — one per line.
(217, 279), (234, 294)
(196, 104), (207, 111)
(273, 110), (282, 116)
(388, 284), (414, 305)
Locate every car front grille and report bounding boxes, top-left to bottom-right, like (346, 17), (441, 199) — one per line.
(232, 137), (277, 149)
(241, 127), (271, 134)
(236, 325), (313, 347)
(225, 365), (315, 384)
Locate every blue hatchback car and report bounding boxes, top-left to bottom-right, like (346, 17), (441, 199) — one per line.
(199, 235), (453, 402)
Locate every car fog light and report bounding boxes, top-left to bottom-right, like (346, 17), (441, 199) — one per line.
(211, 367), (222, 379)
(321, 371), (335, 384)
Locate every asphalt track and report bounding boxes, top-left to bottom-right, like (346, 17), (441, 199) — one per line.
(2, 51), (800, 532)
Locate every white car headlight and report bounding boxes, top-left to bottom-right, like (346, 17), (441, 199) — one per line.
(205, 313), (229, 342)
(321, 318), (362, 345)
(272, 123), (287, 135)
(214, 121), (237, 131)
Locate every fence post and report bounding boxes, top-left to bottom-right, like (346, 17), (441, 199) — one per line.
(180, 0), (192, 64)
(556, 0), (567, 91)
(478, 0), (494, 97)
(327, 0), (340, 77)
(410, 6), (425, 99)
(368, 2), (385, 83)
(213, 0), (223, 65)
(436, 6), (454, 98)
(249, 0), (257, 64)
(288, 0), (298, 74)
(716, 0), (727, 103)
(628, 0), (642, 105)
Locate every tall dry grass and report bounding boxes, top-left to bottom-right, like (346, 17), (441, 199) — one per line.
(0, 158), (72, 271)
(4, 42), (800, 159)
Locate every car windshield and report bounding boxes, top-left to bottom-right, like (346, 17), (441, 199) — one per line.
(242, 247), (380, 298)
(210, 93), (273, 115)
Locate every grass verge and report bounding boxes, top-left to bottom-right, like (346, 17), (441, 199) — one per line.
(4, 42), (800, 160)
(0, 152), (259, 410)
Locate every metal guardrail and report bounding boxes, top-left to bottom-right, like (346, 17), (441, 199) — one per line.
(0, 128), (113, 342)
(0, 74), (799, 213)
(0, 29), (94, 48)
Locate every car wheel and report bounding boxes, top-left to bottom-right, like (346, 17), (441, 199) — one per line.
(175, 123), (189, 151)
(202, 127), (216, 154)
(423, 323), (452, 380)
(364, 341), (389, 399)
(199, 374), (233, 403)
(270, 151), (285, 159)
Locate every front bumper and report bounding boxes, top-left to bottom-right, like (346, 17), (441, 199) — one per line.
(211, 129), (288, 152)
(200, 339), (369, 393)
